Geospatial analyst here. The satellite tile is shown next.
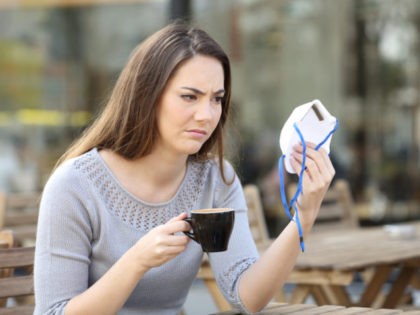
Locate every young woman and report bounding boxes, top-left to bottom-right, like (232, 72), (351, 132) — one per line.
(34, 22), (335, 315)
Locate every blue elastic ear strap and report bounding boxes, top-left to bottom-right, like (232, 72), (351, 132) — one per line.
(278, 119), (339, 252)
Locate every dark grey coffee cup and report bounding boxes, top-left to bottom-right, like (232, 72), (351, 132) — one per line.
(184, 208), (235, 252)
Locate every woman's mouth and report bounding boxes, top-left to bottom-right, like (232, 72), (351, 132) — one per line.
(187, 129), (208, 139)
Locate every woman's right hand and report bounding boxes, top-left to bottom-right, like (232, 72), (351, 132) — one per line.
(131, 212), (191, 271)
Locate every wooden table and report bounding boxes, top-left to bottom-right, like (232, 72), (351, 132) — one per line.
(199, 222), (420, 311)
(210, 302), (420, 314)
(286, 222), (420, 309)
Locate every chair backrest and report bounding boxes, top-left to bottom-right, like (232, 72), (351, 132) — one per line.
(243, 184), (270, 247)
(0, 230), (13, 309)
(0, 193), (6, 229)
(0, 192), (40, 246)
(0, 230), (13, 251)
(0, 230), (35, 315)
(287, 179), (358, 231)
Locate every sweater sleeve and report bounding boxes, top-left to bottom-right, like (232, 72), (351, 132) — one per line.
(34, 161), (94, 315)
(208, 160), (259, 313)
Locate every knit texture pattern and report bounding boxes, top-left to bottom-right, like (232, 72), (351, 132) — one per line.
(34, 148), (259, 315)
(74, 149), (210, 230)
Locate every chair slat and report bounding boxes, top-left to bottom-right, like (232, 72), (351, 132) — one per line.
(0, 275), (34, 298)
(0, 247), (35, 269)
(0, 231), (13, 249)
(244, 184), (270, 246)
(4, 212), (38, 226)
(287, 179), (358, 230)
(0, 192), (40, 246)
(0, 230), (34, 312)
(0, 305), (34, 315)
(3, 226), (37, 244)
(5, 194), (39, 210)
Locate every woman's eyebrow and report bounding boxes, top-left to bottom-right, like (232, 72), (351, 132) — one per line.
(181, 86), (225, 95)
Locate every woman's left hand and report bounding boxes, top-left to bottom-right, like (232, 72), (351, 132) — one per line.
(289, 142), (335, 228)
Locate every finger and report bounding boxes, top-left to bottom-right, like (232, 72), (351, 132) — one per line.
(305, 149), (335, 183)
(177, 212), (188, 219)
(154, 244), (188, 262)
(318, 150), (335, 176)
(290, 150), (318, 173)
(291, 144), (336, 192)
(291, 145), (320, 176)
(290, 153), (314, 181)
(289, 153), (302, 174)
(296, 145), (333, 178)
(154, 233), (190, 247)
(293, 142), (316, 152)
(295, 143), (335, 177)
(168, 235), (190, 246)
(168, 212), (188, 223)
(292, 152), (331, 192)
(303, 162), (317, 182)
(162, 220), (191, 234)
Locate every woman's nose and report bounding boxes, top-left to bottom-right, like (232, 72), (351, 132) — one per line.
(194, 101), (213, 121)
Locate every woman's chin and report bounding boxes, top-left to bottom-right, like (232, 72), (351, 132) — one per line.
(184, 145), (203, 156)
(172, 141), (206, 156)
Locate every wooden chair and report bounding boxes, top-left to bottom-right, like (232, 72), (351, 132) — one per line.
(0, 229), (35, 315)
(0, 230), (13, 250)
(0, 192), (40, 246)
(197, 184), (273, 311)
(243, 184), (271, 249)
(287, 179), (359, 231)
(0, 230), (14, 309)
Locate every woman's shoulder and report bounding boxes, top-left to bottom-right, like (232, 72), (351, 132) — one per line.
(44, 148), (99, 191)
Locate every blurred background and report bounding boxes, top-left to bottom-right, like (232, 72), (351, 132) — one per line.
(0, 0), (420, 235)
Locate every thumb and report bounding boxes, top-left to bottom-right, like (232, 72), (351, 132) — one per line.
(168, 212), (188, 223)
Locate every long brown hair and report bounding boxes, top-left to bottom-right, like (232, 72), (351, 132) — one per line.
(56, 22), (233, 183)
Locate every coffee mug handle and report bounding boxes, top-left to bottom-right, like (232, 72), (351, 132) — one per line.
(183, 217), (197, 242)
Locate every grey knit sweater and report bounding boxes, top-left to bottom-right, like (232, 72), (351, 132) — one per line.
(34, 148), (259, 315)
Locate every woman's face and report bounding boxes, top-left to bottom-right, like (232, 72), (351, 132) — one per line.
(155, 55), (224, 157)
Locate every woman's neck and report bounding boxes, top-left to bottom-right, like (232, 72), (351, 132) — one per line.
(99, 149), (188, 204)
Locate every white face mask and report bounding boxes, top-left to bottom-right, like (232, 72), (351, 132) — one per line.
(279, 99), (338, 174)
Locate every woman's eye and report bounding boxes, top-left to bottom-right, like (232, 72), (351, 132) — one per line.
(181, 94), (197, 101)
(213, 96), (223, 104)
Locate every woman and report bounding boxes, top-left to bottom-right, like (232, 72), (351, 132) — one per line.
(34, 22), (335, 315)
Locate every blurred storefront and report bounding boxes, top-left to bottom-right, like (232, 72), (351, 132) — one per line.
(0, 0), (419, 229)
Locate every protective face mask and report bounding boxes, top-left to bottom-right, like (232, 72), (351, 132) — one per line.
(278, 99), (339, 251)
(279, 99), (338, 174)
